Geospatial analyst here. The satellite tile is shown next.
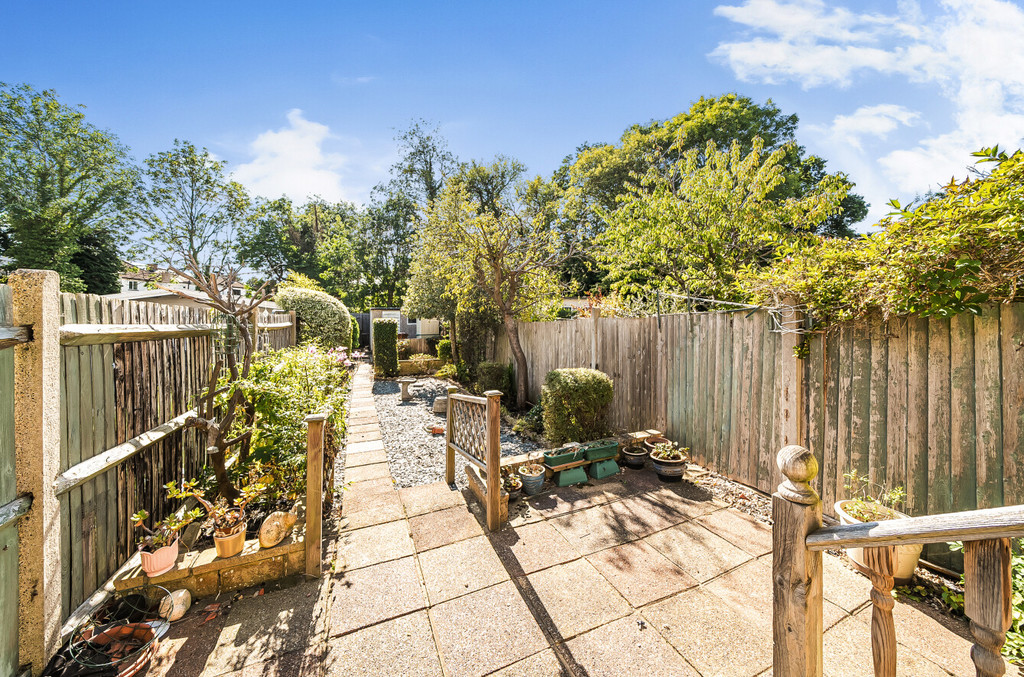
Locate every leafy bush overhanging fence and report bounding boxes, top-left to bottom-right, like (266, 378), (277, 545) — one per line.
(495, 304), (1024, 554)
(0, 271), (297, 675)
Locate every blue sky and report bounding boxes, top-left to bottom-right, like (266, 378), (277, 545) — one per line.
(4, 0), (1024, 229)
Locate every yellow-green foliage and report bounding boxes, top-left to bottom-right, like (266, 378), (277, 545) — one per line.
(541, 368), (614, 445)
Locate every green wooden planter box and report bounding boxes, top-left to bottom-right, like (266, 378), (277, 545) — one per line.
(582, 439), (618, 461)
(544, 446), (583, 466)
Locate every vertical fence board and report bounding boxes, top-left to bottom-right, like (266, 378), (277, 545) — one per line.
(949, 312), (977, 512)
(885, 320), (909, 504)
(849, 323), (871, 482)
(758, 322), (777, 491)
(867, 318), (888, 487)
(0, 286), (18, 675)
(906, 316), (930, 516)
(1001, 304), (1024, 508)
(974, 307), (1003, 509)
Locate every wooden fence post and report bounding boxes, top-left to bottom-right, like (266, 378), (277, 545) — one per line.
(304, 413), (327, 578)
(445, 386), (457, 485)
(11, 270), (63, 675)
(484, 390), (502, 531)
(591, 307), (600, 370)
(772, 444), (823, 677)
(964, 538), (1012, 677)
(289, 310), (298, 347)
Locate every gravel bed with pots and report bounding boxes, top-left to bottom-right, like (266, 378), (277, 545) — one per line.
(371, 377), (542, 489)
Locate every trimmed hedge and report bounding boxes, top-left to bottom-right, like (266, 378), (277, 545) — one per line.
(541, 368), (614, 445)
(275, 286), (352, 349)
(351, 318), (360, 349)
(477, 361), (512, 398)
(373, 318), (399, 376)
(437, 339), (452, 363)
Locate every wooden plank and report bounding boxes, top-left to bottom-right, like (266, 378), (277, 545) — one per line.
(849, 322), (871, 483)
(1000, 304), (1024, 508)
(0, 325), (31, 350)
(867, 316), (888, 487)
(835, 325), (854, 497)
(906, 316), (930, 516)
(757, 319), (777, 492)
(0, 494), (32, 531)
(747, 313), (765, 489)
(60, 322), (217, 345)
(885, 320), (909, 506)
(822, 328), (841, 516)
(63, 294), (85, 613)
(807, 504), (1024, 550)
(735, 314), (752, 486)
(772, 491), (823, 676)
(101, 298), (118, 576)
(805, 332), (826, 500)
(949, 312), (977, 513)
(719, 314), (734, 479)
(485, 392), (502, 531)
(87, 295), (109, 590)
(927, 317), (952, 521)
(974, 306), (1003, 509)
(305, 414), (326, 577)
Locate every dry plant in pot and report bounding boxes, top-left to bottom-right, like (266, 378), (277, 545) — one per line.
(168, 479), (267, 558)
(132, 507), (202, 577)
(834, 470), (922, 584)
(649, 441), (689, 483)
(518, 463), (545, 496)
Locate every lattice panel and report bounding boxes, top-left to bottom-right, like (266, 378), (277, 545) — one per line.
(451, 397), (487, 464)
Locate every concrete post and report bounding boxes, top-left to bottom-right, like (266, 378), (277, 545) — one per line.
(11, 270), (63, 674)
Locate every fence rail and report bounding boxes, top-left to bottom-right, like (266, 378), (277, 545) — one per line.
(495, 304), (1024, 568)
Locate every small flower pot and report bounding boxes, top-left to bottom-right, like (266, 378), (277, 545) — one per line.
(835, 500), (923, 585)
(620, 447), (649, 469)
(650, 454), (688, 483)
(518, 465), (545, 496)
(214, 527), (246, 558)
(139, 539), (179, 577)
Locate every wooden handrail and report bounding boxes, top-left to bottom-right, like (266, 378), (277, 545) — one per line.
(60, 321), (293, 346)
(0, 324), (32, 350)
(806, 505), (1024, 551)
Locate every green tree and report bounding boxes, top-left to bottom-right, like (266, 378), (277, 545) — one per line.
(599, 138), (847, 301)
(136, 139), (250, 271)
(416, 159), (565, 404)
(70, 227), (122, 294)
(0, 83), (137, 291)
(351, 190), (417, 308)
(389, 119), (458, 210)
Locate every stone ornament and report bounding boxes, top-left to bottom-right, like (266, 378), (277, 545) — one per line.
(258, 510), (297, 548)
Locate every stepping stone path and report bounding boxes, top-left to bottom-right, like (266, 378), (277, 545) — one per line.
(145, 364), (1020, 676)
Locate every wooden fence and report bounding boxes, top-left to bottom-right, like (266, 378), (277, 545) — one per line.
(0, 271), (297, 674)
(495, 304), (1024, 559)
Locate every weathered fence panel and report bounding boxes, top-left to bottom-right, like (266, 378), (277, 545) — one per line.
(496, 303), (1024, 535)
(0, 285), (19, 676)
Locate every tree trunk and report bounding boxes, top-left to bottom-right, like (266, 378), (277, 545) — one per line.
(503, 314), (529, 407)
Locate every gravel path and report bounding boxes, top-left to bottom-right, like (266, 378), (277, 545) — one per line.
(373, 377), (542, 489)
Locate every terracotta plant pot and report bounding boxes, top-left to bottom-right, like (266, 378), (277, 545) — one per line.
(214, 527), (246, 558)
(834, 500), (923, 585)
(139, 539), (179, 577)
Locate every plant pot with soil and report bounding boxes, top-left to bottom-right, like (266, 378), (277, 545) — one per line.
(649, 441), (689, 483)
(835, 471), (922, 585)
(518, 463), (546, 496)
(620, 445), (649, 469)
(132, 507), (202, 577)
(503, 472), (523, 502)
(168, 478), (268, 559)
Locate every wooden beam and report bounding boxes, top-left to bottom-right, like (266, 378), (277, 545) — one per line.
(485, 390), (502, 532)
(61, 323), (214, 345)
(806, 505), (1024, 551)
(305, 412), (327, 578)
(0, 325), (31, 350)
(0, 494), (32, 531)
(53, 410), (195, 495)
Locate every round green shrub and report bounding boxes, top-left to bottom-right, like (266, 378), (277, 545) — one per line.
(275, 286), (352, 349)
(541, 368), (614, 445)
(437, 339), (452, 363)
(373, 318), (399, 377)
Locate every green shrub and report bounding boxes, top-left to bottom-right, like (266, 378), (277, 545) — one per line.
(397, 339), (412, 360)
(275, 286), (352, 349)
(477, 361), (512, 399)
(513, 402), (544, 435)
(373, 318), (399, 376)
(541, 368), (614, 445)
(435, 363), (458, 380)
(437, 339), (452, 362)
(351, 318), (360, 348)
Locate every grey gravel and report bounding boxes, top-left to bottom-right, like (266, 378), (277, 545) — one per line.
(372, 377), (541, 489)
(689, 466), (774, 525)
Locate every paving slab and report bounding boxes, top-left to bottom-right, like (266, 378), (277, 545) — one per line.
(338, 493), (407, 532)
(346, 429), (383, 444)
(417, 534), (509, 604)
(347, 439), (385, 453)
(643, 587), (772, 677)
(344, 449), (387, 468)
(346, 415), (379, 427)
(489, 520), (581, 575)
(340, 476), (394, 502)
(821, 615), (949, 676)
(348, 422), (381, 435)
(329, 555), (427, 637)
(548, 502), (638, 555)
(821, 552), (873, 613)
(586, 540), (697, 607)
(337, 520), (414, 571)
(217, 646), (322, 677)
(489, 649), (566, 676)
(608, 492), (692, 538)
(643, 520), (752, 582)
(344, 462), (391, 483)
(323, 610), (443, 677)
(399, 481), (467, 517)
(566, 613), (700, 676)
(521, 487), (593, 520)
(694, 507), (773, 556)
(429, 579), (549, 677)
(408, 504), (484, 552)
(525, 558), (631, 639)
(641, 485), (726, 519)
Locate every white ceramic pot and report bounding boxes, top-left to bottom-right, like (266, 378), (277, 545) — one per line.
(834, 500), (923, 584)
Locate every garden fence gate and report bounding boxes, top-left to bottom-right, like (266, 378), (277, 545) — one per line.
(444, 387), (503, 530)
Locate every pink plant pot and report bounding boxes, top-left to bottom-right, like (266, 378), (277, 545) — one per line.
(139, 539), (179, 577)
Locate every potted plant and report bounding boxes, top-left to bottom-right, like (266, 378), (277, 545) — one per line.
(835, 471), (922, 584)
(518, 463), (545, 496)
(649, 441), (689, 483)
(168, 479), (267, 559)
(543, 445), (583, 467)
(620, 444), (649, 469)
(503, 470), (523, 502)
(643, 435), (670, 452)
(132, 507), (202, 577)
(581, 439), (618, 461)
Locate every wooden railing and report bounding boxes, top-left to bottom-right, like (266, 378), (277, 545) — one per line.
(773, 444), (1024, 677)
(444, 387), (502, 530)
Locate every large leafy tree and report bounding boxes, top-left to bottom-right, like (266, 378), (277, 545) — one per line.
(135, 139), (250, 272)
(599, 138), (847, 301)
(389, 119), (458, 211)
(351, 190), (417, 308)
(70, 227), (123, 294)
(0, 83), (137, 291)
(415, 158), (565, 404)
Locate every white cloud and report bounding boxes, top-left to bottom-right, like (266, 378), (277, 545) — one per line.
(826, 104), (920, 150)
(232, 109), (365, 204)
(711, 0), (1024, 223)
(332, 75), (377, 86)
